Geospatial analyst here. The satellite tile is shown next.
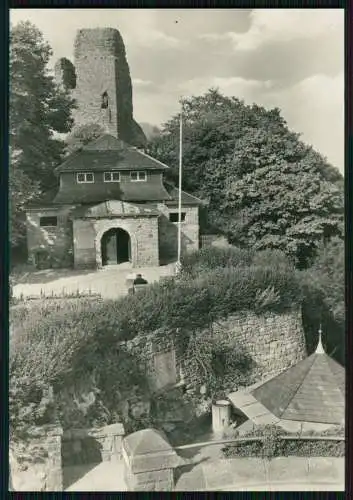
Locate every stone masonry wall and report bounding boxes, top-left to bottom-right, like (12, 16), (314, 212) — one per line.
(67, 28), (146, 146)
(122, 308), (305, 394)
(119, 308), (306, 427)
(73, 216), (159, 268)
(119, 330), (178, 393)
(10, 423), (125, 491)
(26, 208), (74, 268)
(210, 308), (306, 381)
(62, 423), (125, 467)
(72, 218), (96, 268)
(10, 425), (63, 492)
(157, 204), (199, 262)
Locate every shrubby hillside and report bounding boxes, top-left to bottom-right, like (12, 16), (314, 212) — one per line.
(10, 248), (305, 436)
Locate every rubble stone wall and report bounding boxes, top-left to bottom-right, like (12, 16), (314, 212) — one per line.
(61, 423), (125, 466)
(26, 208), (74, 269)
(10, 425), (63, 492)
(119, 308), (306, 427)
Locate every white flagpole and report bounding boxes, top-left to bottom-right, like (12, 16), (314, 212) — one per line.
(176, 102), (183, 273)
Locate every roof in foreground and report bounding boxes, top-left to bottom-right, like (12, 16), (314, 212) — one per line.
(228, 336), (345, 426)
(55, 134), (170, 173)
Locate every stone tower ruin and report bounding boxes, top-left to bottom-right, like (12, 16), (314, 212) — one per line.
(55, 28), (146, 147)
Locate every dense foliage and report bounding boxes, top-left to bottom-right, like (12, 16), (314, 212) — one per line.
(10, 21), (75, 249)
(147, 89), (344, 267)
(10, 255), (302, 435)
(222, 424), (345, 459)
(180, 245), (254, 278)
(181, 245), (344, 363)
(10, 298), (149, 435)
(301, 237), (345, 364)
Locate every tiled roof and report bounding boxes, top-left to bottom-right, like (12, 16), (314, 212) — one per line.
(250, 351), (345, 425)
(50, 181), (202, 206)
(52, 181), (172, 204)
(55, 134), (169, 173)
(164, 184), (205, 206)
(72, 201), (160, 218)
(120, 181), (172, 202)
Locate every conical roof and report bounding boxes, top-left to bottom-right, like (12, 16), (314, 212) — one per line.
(251, 335), (345, 425)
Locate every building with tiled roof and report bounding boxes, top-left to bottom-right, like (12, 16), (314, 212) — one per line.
(228, 331), (345, 433)
(25, 134), (204, 270)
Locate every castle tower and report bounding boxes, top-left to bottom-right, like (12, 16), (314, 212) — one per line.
(56, 28), (146, 147)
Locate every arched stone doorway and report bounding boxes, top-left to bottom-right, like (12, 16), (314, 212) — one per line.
(101, 227), (131, 266)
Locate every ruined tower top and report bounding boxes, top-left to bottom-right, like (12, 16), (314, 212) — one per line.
(56, 27), (146, 147)
(74, 28), (126, 59)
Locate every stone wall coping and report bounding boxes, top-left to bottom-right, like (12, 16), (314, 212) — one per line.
(62, 422), (125, 441)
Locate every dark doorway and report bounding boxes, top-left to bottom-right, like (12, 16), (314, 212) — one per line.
(101, 228), (131, 266)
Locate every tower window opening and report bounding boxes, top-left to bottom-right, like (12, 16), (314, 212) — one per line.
(101, 91), (109, 109)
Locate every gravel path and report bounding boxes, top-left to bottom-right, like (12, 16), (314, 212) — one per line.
(13, 263), (176, 300)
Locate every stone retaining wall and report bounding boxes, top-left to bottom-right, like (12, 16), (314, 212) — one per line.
(118, 308), (306, 430)
(211, 308), (306, 380)
(62, 423), (125, 466)
(120, 307), (306, 395)
(10, 422), (125, 491)
(10, 425), (63, 492)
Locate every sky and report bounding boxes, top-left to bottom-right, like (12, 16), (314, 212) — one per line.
(10, 8), (344, 172)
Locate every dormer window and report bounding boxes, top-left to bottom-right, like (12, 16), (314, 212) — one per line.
(77, 172), (94, 183)
(130, 171), (147, 182)
(104, 171), (120, 183)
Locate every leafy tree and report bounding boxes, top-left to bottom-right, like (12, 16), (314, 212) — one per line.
(10, 21), (75, 248)
(9, 147), (40, 248)
(301, 237), (344, 364)
(147, 89), (343, 267)
(310, 237), (345, 324)
(65, 123), (105, 155)
(224, 158), (344, 268)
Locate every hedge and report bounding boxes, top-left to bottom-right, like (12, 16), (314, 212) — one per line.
(180, 246), (254, 277)
(222, 424), (345, 459)
(181, 247), (295, 278)
(18, 263), (301, 346)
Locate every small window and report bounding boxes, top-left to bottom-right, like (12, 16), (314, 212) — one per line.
(104, 171), (120, 183)
(130, 171), (147, 182)
(101, 91), (109, 109)
(169, 212), (186, 223)
(77, 172), (94, 183)
(40, 216), (58, 227)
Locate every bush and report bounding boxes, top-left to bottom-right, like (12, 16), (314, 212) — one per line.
(222, 424), (345, 458)
(9, 257), (302, 436)
(10, 297), (150, 434)
(181, 246), (254, 278)
(10, 298), (100, 349)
